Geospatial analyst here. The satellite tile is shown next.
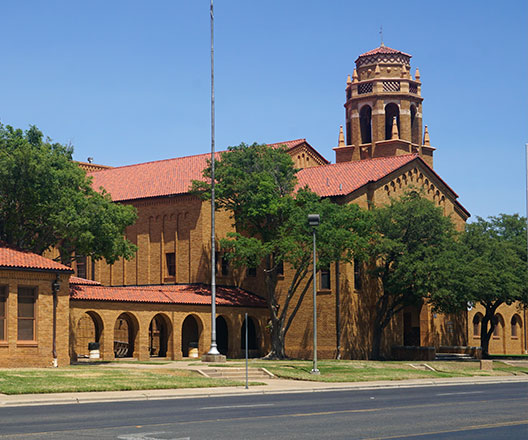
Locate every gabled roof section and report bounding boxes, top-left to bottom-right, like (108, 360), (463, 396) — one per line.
(267, 138), (308, 150)
(269, 138), (330, 167)
(0, 245), (73, 273)
(297, 154), (419, 197)
(297, 154), (469, 217)
(70, 283), (267, 308)
(89, 139), (326, 202)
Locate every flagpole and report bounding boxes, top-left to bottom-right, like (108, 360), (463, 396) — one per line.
(206, 0), (220, 357)
(524, 143), (527, 354)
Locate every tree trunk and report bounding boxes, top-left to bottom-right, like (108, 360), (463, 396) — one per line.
(480, 310), (494, 358)
(480, 316), (491, 358)
(480, 302), (500, 358)
(263, 255), (288, 359)
(266, 322), (286, 359)
(371, 321), (383, 360)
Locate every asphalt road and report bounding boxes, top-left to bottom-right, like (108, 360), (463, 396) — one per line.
(0, 382), (526, 439)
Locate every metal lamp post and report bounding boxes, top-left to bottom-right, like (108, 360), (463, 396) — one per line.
(51, 276), (60, 368)
(308, 214), (320, 375)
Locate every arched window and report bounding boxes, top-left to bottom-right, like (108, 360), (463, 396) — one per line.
(472, 314), (482, 337)
(492, 314), (503, 337)
(410, 104), (419, 144)
(385, 103), (400, 140)
(359, 105), (372, 144)
(511, 315), (522, 338)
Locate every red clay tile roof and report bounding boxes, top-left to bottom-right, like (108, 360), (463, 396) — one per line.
(357, 45), (412, 59)
(267, 138), (307, 149)
(70, 276), (102, 286)
(89, 151), (217, 202)
(297, 154), (469, 217)
(0, 245), (73, 272)
(297, 154), (419, 197)
(70, 283), (267, 308)
(89, 139), (324, 202)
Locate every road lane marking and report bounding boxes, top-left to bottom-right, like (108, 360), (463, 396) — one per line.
(200, 403), (274, 410)
(360, 419), (528, 440)
(2, 397), (526, 438)
(118, 433), (190, 440)
(435, 390), (485, 396)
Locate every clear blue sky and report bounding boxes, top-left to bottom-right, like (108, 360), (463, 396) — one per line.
(1, 1), (526, 219)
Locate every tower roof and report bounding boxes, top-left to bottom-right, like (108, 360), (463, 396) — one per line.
(355, 45), (412, 67)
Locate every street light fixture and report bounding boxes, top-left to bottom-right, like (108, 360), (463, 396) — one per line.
(308, 214), (320, 375)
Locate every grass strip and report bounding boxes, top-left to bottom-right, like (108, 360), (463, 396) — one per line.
(0, 367), (257, 395)
(200, 359), (528, 382)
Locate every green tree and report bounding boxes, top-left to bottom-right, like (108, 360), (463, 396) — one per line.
(367, 191), (459, 359)
(454, 214), (527, 357)
(193, 143), (371, 359)
(0, 123), (137, 265)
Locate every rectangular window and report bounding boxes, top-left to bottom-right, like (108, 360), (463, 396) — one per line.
(166, 252), (176, 277)
(18, 287), (36, 341)
(0, 286), (7, 341)
(277, 260), (284, 276)
(320, 267), (331, 290)
(76, 255), (87, 279)
(221, 256), (229, 276)
(354, 258), (362, 291)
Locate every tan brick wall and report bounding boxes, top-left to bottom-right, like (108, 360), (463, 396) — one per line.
(86, 158), (469, 360)
(0, 270), (71, 368)
(468, 304), (527, 355)
(70, 301), (268, 361)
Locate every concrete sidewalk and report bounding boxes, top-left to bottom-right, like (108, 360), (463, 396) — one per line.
(1, 374), (527, 408)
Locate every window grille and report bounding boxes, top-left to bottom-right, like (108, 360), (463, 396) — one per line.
(358, 82), (373, 94)
(383, 81), (400, 92)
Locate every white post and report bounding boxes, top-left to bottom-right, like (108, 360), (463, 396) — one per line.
(245, 313), (249, 389)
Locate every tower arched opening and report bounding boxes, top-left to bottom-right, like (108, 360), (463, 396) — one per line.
(410, 104), (419, 144)
(359, 105), (372, 144)
(385, 103), (400, 140)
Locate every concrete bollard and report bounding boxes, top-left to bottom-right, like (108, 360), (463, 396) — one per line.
(480, 359), (493, 371)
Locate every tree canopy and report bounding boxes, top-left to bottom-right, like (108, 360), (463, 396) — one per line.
(0, 123), (137, 264)
(193, 143), (371, 358)
(449, 214), (527, 356)
(367, 191), (459, 359)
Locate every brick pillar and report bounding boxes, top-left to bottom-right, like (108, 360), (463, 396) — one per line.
(399, 101), (411, 142)
(136, 314), (150, 361)
(102, 316), (115, 361)
(372, 99), (385, 143)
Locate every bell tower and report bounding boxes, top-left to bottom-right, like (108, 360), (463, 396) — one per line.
(334, 45), (435, 168)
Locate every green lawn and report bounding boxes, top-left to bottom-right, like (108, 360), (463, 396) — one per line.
(205, 359), (528, 382)
(0, 366), (247, 395)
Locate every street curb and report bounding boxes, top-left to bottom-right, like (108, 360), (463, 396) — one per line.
(1, 376), (526, 407)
